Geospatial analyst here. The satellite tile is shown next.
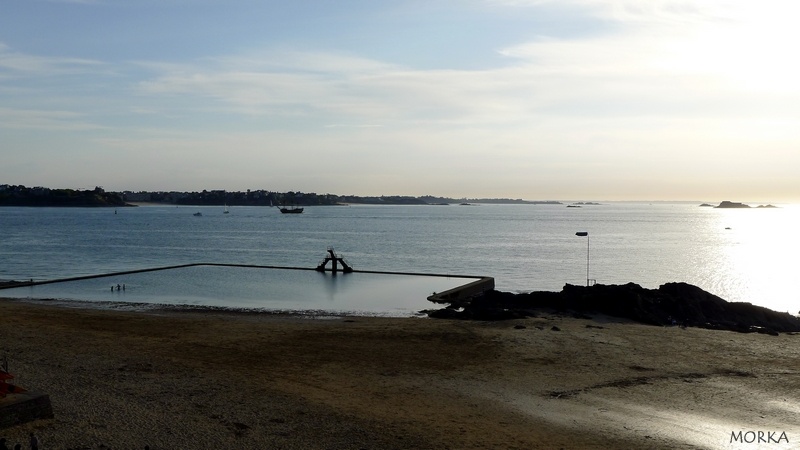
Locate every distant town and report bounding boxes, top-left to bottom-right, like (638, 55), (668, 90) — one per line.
(0, 184), (562, 207)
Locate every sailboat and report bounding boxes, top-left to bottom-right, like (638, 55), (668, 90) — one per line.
(278, 200), (303, 214)
(280, 204), (304, 214)
(223, 204), (230, 214)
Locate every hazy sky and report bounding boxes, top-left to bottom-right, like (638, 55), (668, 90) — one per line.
(2, 0), (799, 201)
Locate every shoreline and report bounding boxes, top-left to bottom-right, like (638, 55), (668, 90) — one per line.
(2, 298), (799, 449)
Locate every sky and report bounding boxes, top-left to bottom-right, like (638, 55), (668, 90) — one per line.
(2, 0), (800, 202)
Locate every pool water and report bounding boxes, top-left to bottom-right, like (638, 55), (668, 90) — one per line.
(0, 265), (480, 317)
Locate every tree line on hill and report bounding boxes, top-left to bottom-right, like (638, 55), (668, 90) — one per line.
(0, 185), (126, 207)
(0, 184), (561, 207)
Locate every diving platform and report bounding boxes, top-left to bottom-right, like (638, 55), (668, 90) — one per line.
(315, 247), (353, 273)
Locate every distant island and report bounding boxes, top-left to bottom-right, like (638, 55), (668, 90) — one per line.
(0, 184), (563, 207)
(713, 201), (778, 209)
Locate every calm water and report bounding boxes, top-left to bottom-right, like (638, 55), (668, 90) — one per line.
(1, 203), (799, 313)
(1, 265), (471, 316)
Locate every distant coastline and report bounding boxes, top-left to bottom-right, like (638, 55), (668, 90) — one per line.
(0, 184), (562, 207)
(2, 184), (782, 208)
(0, 185), (128, 207)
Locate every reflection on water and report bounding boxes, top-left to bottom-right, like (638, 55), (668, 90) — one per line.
(0, 265), (478, 317)
(707, 206), (800, 313)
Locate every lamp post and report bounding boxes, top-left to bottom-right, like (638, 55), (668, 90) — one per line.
(575, 231), (589, 286)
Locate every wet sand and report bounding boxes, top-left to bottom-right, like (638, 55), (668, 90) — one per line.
(1, 299), (799, 449)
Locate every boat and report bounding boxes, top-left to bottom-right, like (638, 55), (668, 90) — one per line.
(193, 212), (202, 217)
(277, 199), (303, 214)
(223, 204), (230, 214)
(279, 206), (304, 214)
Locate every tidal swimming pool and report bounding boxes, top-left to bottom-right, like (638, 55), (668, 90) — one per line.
(0, 265), (483, 317)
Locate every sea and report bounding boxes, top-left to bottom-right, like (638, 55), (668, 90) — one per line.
(1, 202), (799, 315)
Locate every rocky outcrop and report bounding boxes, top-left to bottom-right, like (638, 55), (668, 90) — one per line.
(715, 201), (750, 208)
(710, 201), (777, 209)
(428, 282), (800, 334)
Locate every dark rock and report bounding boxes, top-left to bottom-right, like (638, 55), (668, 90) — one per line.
(551, 326), (561, 331)
(427, 307), (463, 320)
(715, 201), (750, 208)
(427, 282), (800, 334)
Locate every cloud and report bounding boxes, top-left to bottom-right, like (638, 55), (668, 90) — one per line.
(131, 30), (796, 136)
(4, 1), (800, 199)
(43, 0), (104, 3)
(0, 42), (104, 75)
(96, 0), (786, 138)
(492, 0), (800, 90)
(133, 50), (539, 128)
(8, 0), (800, 140)
(487, 0), (728, 21)
(323, 124), (384, 128)
(0, 107), (103, 131)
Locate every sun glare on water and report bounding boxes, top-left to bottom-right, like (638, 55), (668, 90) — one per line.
(710, 204), (800, 313)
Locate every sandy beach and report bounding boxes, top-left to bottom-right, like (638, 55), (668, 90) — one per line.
(1, 299), (799, 449)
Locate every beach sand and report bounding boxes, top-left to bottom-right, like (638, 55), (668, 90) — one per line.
(1, 299), (799, 449)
